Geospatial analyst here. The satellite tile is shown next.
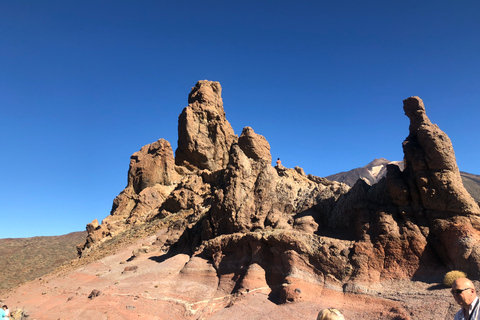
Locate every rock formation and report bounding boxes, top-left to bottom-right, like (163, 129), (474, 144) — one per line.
(394, 96), (480, 277)
(79, 83), (480, 306)
(175, 80), (238, 171)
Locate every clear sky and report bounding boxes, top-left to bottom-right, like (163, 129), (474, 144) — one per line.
(1, 1), (479, 239)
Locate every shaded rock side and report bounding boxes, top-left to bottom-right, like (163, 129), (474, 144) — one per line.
(207, 126), (348, 237)
(402, 96), (479, 215)
(387, 96), (480, 277)
(175, 80), (238, 172)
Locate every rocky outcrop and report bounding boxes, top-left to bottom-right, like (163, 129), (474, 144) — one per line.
(128, 138), (181, 193)
(79, 82), (480, 307)
(175, 80), (238, 171)
(392, 96), (480, 276)
(79, 139), (182, 254)
(402, 96), (479, 215)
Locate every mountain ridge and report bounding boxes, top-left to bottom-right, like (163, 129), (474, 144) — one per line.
(326, 158), (480, 203)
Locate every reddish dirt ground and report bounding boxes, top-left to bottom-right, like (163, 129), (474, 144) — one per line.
(0, 234), (462, 320)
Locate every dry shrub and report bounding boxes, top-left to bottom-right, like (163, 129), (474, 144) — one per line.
(8, 308), (30, 320)
(444, 270), (467, 287)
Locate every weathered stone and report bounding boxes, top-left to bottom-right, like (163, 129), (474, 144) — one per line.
(402, 96), (479, 215)
(401, 96), (480, 276)
(128, 138), (180, 194)
(237, 126), (271, 164)
(293, 216), (318, 234)
(80, 83), (480, 303)
(175, 80), (238, 171)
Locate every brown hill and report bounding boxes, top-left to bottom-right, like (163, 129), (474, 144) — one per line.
(460, 171), (480, 203)
(3, 84), (480, 319)
(0, 231), (86, 294)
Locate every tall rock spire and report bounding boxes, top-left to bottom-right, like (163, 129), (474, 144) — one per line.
(175, 80), (238, 171)
(402, 96), (479, 214)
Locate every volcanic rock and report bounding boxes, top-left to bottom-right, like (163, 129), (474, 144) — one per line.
(398, 96), (480, 276)
(39, 82), (480, 319)
(128, 138), (181, 193)
(175, 80), (238, 171)
(402, 96), (479, 215)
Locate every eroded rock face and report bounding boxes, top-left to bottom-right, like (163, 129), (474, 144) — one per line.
(80, 83), (480, 305)
(80, 139), (181, 253)
(402, 96), (479, 215)
(128, 138), (181, 193)
(175, 80), (238, 171)
(392, 96), (480, 276)
(208, 126), (347, 237)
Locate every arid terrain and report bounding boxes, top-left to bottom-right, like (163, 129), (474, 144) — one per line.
(0, 231), (86, 293)
(0, 222), (467, 320)
(2, 80), (480, 320)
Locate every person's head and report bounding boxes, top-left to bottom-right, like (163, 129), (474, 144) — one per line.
(452, 278), (477, 308)
(1, 305), (6, 310)
(317, 308), (345, 320)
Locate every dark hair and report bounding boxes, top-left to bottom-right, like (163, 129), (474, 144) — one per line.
(2, 305), (7, 308)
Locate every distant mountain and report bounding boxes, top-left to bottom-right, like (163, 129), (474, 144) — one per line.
(325, 158), (404, 187)
(326, 158), (480, 203)
(0, 231), (86, 293)
(460, 171), (480, 203)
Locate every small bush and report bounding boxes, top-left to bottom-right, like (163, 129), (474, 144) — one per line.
(10, 308), (28, 320)
(444, 270), (467, 287)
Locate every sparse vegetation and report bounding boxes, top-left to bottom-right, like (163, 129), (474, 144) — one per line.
(443, 270), (467, 287)
(0, 231), (87, 294)
(9, 307), (28, 320)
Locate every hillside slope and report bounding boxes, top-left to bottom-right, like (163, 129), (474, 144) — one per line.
(0, 221), (459, 320)
(0, 231), (86, 293)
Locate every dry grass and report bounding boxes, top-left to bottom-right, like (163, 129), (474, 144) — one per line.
(0, 231), (86, 294)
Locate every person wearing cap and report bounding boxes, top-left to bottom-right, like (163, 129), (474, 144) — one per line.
(452, 278), (480, 320)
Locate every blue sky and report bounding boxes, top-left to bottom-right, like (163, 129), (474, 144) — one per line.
(1, 1), (479, 238)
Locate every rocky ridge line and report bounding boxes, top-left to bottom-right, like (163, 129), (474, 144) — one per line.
(78, 83), (480, 304)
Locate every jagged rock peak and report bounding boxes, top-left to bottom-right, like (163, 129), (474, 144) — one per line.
(175, 80), (238, 172)
(238, 126), (272, 164)
(128, 138), (180, 194)
(188, 80), (222, 106)
(402, 96), (479, 214)
(79, 85), (480, 294)
(398, 96), (480, 276)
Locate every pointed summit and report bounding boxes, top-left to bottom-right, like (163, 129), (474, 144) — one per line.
(175, 80), (238, 171)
